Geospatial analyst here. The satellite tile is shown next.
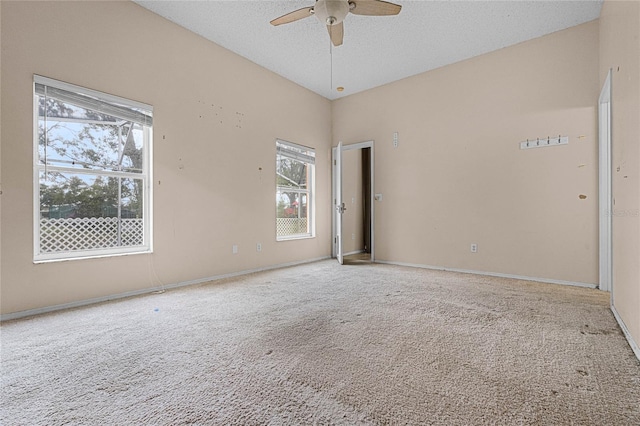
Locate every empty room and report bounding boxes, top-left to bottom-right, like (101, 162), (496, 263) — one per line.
(1, 0), (639, 424)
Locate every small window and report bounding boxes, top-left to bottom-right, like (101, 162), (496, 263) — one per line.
(34, 76), (153, 261)
(276, 140), (315, 240)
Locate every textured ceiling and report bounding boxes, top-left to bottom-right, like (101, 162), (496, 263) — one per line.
(134, 0), (603, 100)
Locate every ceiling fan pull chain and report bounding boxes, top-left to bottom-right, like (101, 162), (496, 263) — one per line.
(330, 26), (333, 92)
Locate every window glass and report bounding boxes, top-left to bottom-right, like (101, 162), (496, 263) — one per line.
(34, 76), (152, 261)
(276, 140), (315, 240)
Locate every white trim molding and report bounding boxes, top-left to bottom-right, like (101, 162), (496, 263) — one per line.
(598, 69), (612, 292)
(611, 305), (640, 362)
(0, 256), (330, 322)
(375, 260), (598, 289)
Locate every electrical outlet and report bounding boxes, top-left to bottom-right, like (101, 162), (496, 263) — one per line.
(256, 243), (262, 252)
(232, 244), (238, 254)
(393, 132), (399, 148)
(470, 243), (478, 253)
(352, 233), (355, 240)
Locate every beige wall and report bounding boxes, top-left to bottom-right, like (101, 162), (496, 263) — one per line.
(0, 1), (332, 315)
(333, 21), (600, 285)
(599, 0), (640, 347)
(2, 0), (635, 346)
(0, 1), (3, 296)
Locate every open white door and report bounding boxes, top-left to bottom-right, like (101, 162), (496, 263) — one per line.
(335, 141), (344, 264)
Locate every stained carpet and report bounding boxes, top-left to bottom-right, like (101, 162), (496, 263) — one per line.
(1, 260), (639, 425)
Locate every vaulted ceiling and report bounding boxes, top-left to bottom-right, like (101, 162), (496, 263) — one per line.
(134, 0), (603, 100)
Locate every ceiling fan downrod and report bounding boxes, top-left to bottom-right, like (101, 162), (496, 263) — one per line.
(269, 0), (402, 47)
(314, 0), (350, 26)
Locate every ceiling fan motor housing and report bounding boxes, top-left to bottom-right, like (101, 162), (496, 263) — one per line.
(314, 0), (350, 25)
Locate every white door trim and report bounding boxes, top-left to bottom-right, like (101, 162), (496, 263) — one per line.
(598, 69), (612, 293)
(335, 141), (343, 264)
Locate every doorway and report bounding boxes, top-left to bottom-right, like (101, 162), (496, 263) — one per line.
(332, 141), (374, 264)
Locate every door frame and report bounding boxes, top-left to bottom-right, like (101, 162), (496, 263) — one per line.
(332, 140), (375, 262)
(599, 69), (612, 293)
(335, 141), (344, 264)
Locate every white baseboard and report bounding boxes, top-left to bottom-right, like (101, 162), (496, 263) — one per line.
(374, 260), (598, 289)
(0, 256), (330, 322)
(343, 250), (365, 256)
(611, 304), (640, 362)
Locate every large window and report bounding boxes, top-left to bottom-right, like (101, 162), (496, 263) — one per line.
(276, 140), (315, 240)
(34, 76), (153, 261)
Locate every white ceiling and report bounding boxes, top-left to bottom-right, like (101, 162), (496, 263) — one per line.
(134, 0), (603, 100)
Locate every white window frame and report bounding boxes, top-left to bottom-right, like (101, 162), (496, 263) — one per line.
(33, 75), (153, 262)
(276, 139), (315, 241)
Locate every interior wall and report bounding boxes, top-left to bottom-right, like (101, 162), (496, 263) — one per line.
(332, 21), (600, 285)
(0, 2), (3, 295)
(341, 148), (364, 254)
(599, 0), (640, 347)
(0, 1), (332, 315)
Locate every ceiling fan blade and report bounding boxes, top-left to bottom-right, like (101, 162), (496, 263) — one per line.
(327, 22), (344, 47)
(349, 0), (401, 16)
(270, 6), (314, 26)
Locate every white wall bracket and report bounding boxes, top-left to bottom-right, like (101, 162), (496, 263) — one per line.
(520, 136), (568, 150)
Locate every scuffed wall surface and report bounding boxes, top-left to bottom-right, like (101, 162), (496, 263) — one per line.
(0, 1), (331, 315)
(600, 0), (640, 348)
(333, 21), (600, 285)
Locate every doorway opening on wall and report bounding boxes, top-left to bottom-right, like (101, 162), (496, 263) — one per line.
(332, 141), (374, 265)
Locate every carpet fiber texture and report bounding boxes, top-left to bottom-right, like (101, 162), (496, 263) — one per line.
(1, 260), (639, 425)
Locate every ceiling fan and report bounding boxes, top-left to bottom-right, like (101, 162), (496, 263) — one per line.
(270, 0), (402, 47)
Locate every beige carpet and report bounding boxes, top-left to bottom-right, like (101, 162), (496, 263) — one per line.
(1, 260), (639, 425)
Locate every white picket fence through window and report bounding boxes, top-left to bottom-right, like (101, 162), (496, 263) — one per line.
(39, 217), (144, 253)
(276, 217), (308, 237)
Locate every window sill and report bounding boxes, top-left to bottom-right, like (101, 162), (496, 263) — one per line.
(276, 234), (315, 242)
(34, 248), (152, 264)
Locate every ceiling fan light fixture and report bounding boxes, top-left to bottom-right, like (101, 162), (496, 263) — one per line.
(314, 0), (350, 25)
(269, 0), (401, 47)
